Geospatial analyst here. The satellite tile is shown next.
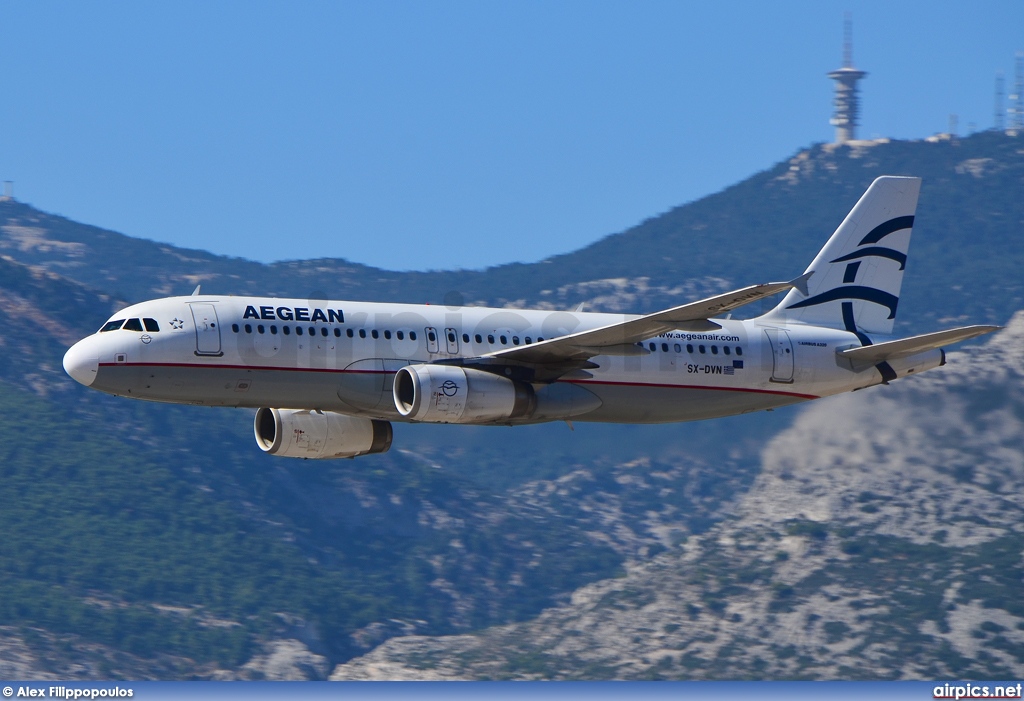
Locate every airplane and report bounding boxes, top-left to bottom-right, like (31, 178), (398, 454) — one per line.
(63, 176), (998, 459)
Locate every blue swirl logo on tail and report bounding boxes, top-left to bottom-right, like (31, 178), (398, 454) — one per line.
(785, 215), (913, 319)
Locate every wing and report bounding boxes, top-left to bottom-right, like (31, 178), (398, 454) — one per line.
(467, 275), (809, 374)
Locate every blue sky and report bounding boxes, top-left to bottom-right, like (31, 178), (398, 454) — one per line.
(1, 1), (1022, 271)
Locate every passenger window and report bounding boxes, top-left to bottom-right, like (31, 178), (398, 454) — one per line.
(537, 337), (544, 342)
(447, 332), (456, 343)
(736, 347), (743, 356)
(475, 334), (482, 343)
(462, 333), (470, 343)
(296, 327), (303, 336)
(123, 318), (144, 332)
(686, 344), (693, 353)
(370, 329), (378, 339)
(384, 330), (392, 340)
(232, 324), (240, 333)
(661, 343), (669, 352)
(245, 324), (252, 333)
(674, 343), (681, 353)
(499, 335), (507, 344)
(257, 324), (265, 334)
(397, 330), (404, 340)
(283, 326), (291, 335)
(100, 320), (125, 332)
(487, 334), (495, 344)
(711, 345), (718, 355)
(512, 336), (520, 345)
(359, 329), (366, 338)
(649, 342), (656, 351)
(347, 328), (354, 338)
(428, 330), (436, 342)
(309, 327), (315, 336)
(271, 325), (278, 334)
(320, 328), (327, 337)
(699, 345), (706, 354)
(334, 328), (341, 337)
(525, 337), (532, 344)
(410, 331), (417, 341)
(724, 346), (731, 355)
(143, 318), (160, 332)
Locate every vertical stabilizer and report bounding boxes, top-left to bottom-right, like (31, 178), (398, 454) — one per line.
(764, 176), (921, 335)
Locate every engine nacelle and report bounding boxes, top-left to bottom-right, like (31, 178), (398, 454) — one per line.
(393, 364), (535, 424)
(254, 408), (392, 459)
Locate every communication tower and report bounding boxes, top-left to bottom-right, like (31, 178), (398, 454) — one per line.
(1009, 53), (1024, 136)
(828, 14), (867, 144)
(994, 72), (1005, 131)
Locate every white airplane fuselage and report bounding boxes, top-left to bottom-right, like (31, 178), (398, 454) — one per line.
(63, 294), (938, 425)
(63, 177), (997, 459)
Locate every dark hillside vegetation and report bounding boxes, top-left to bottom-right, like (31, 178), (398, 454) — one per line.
(0, 379), (625, 672)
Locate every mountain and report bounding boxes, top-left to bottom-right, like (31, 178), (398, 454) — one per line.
(0, 130), (1022, 679)
(0, 234), (792, 676)
(331, 316), (1024, 680)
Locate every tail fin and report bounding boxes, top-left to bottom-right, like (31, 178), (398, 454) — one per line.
(764, 176), (921, 335)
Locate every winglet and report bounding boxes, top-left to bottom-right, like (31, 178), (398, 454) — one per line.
(790, 271), (813, 297)
(191, 285), (202, 296)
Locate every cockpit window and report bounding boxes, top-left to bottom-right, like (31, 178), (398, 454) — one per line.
(143, 318), (160, 332)
(100, 320), (125, 332)
(122, 318), (144, 332)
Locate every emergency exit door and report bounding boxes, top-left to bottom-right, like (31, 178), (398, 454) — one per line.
(425, 327), (439, 354)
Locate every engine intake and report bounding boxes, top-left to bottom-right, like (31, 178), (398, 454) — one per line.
(393, 364), (535, 424)
(254, 408), (392, 459)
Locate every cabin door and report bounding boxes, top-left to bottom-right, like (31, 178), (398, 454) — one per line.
(764, 328), (794, 383)
(190, 303), (223, 356)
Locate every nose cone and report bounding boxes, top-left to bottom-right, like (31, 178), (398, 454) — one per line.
(63, 338), (100, 387)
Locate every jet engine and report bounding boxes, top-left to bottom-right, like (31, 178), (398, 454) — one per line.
(254, 407), (392, 459)
(393, 364), (535, 423)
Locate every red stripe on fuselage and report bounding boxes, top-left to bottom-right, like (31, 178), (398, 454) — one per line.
(564, 378), (818, 400)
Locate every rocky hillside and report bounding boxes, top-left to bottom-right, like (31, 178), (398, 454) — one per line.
(331, 316), (1024, 680)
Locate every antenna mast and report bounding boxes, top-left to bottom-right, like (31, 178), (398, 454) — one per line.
(843, 12), (853, 68)
(995, 72), (1005, 131)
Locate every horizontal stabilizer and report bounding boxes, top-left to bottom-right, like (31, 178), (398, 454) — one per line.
(838, 325), (1000, 365)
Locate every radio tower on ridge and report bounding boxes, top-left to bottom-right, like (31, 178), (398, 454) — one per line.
(1009, 53), (1024, 136)
(995, 72), (1005, 132)
(828, 14), (867, 144)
